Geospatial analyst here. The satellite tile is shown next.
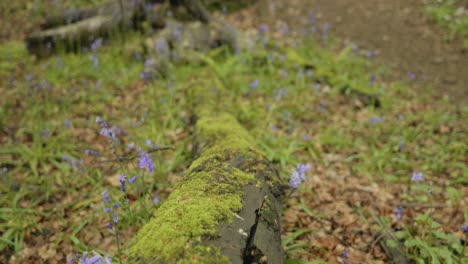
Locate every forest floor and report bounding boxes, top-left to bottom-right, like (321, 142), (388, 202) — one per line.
(0, 1), (467, 264)
(231, 0), (468, 105)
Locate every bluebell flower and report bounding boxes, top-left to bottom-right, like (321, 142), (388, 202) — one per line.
(113, 203), (120, 209)
(84, 149), (100, 156)
(289, 163), (311, 189)
(102, 190), (111, 204)
(462, 223), (468, 237)
(106, 223), (113, 230)
(322, 22), (330, 43)
(67, 254), (77, 263)
(118, 174), (126, 192)
(79, 252), (102, 264)
(399, 141), (405, 151)
(96, 117), (108, 128)
(296, 163), (311, 179)
(127, 142), (135, 150)
(288, 171), (302, 189)
(259, 25), (268, 35)
(39, 129), (50, 139)
(369, 116), (382, 125)
(249, 80), (259, 89)
(91, 38), (103, 52)
(395, 206), (403, 220)
(112, 211), (119, 224)
(63, 120), (72, 128)
(139, 152), (155, 173)
(104, 207), (111, 213)
(279, 24), (289, 36)
(370, 75), (376, 87)
(153, 195), (160, 204)
(343, 249), (350, 264)
(146, 139), (154, 149)
(62, 156), (71, 163)
(411, 172), (423, 182)
(129, 175), (137, 184)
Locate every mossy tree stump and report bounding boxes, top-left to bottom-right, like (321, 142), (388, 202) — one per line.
(128, 84), (284, 263)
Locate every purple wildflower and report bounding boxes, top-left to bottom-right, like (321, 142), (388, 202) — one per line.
(289, 163), (311, 189)
(370, 75), (376, 87)
(462, 223), (468, 237)
(369, 116), (382, 125)
(259, 25), (268, 35)
(279, 24), (289, 36)
(307, 11), (317, 33)
(288, 171), (302, 189)
(62, 155), (71, 163)
(113, 203), (120, 209)
(118, 174), (126, 192)
(296, 163), (311, 179)
(395, 206), (403, 220)
(153, 195), (160, 204)
(146, 139), (154, 149)
(84, 149), (100, 156)
(140, 71), (153, 81)
(104, 207), (111, 213)
(67, 254), (77, 263)
(91, 38), (103, 52)
(343, 249), (350, 264)
(129, 175), (137, 184)
(79, 252), (102, 264)
(112, 211), (119, 224)
(411, 172), (423, 182)
(39, 129), (50, 139)
(408, 72), (416, 80)
(102, 190), (111, 204)
(111, 126), (125, 135)
(322, 22), (330, 43)
(106, 223), (113, 230)
(139, 152), (155, 173)
(63, 120), (72, 128)
(303, 134), (311, 140)
(399, 141), (405, 152)
(127, 142), (135, 150)
(96, 117), (108, 128)
(249, 79), (259, 90)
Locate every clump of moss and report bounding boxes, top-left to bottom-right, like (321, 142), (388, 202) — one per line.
(128, 112), (258, 263)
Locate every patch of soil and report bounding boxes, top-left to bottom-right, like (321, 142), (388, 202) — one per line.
(234, 0), (468, 105)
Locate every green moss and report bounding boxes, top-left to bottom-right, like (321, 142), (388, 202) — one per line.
(196, 113), (256, 155)
(129, 112), (259, 263)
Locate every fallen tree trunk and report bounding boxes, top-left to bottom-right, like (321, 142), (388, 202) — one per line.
(127, 84), (284, 263)
(25, 0), (155, 57)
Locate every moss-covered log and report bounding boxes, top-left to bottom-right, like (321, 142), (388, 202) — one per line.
(128, 84), (284, 263)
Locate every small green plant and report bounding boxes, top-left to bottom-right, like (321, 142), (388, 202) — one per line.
(425, 0), (468, 46)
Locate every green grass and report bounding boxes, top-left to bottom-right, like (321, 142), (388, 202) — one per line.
(0, 5), (467, 263)
(425, 0), (468, 46)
